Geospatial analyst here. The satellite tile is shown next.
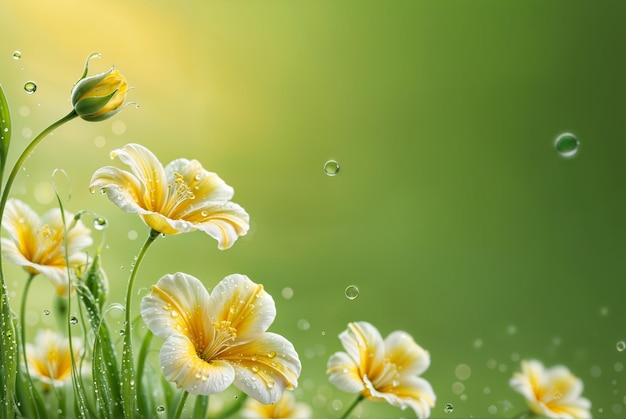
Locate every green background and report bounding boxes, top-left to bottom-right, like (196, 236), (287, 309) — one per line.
(1, 1), (626, 417)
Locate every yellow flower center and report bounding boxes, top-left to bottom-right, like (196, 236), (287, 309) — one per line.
(162, 172), (196, 217)
(199, 320), (237, 361)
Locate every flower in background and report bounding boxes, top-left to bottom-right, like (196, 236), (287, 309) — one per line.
(140, 272), (300, 403)
(90, 143), (249, 249)
(510, 359), (591, 419)
(241, 390), (312, 419)
(71, 55), (128, 122)
(26, 329), (83, 388)
(1, 198), (92, 296)
(327, 321), (436, 419)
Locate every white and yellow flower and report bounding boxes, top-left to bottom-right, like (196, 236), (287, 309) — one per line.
(241, 390), (312, 419)
(510, 359), (591, 419)
(89, 143), (249, 249)
(1, 198), (92, 296)
(327, 321), (436, 419)
(25, 329), (83, 388)
(140, 272), (301, 403)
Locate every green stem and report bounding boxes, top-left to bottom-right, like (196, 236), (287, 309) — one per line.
(19, 274), (44, 419)
(193, 395), (209, 419)
(0, 110), (77, 221)
(121, 229), (159, 418)
(173, 391), (190, 419)
(340, 394), (364, 419)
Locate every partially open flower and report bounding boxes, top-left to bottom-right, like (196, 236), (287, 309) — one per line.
(510, 359), (591, 419)
(1, 199), (92, 296)
(26, 329), (83, 388)
(327, 321), (436, 419)
(71, 60), (128, 122)
(90, 143), (249, 249)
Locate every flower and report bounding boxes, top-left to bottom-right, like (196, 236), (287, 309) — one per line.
(326, 321), (436, 419)
(510, 359), (591, 419)
(90, 143), (249, 249)
(71, 66), (128, 121)
(26, 329), (83, 388)
(241, 390), (312, 419)
(140, 272), (301, 403)
(1, 199), (92, 296)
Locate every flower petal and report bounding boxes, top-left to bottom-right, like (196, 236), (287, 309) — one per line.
(193, 202), (250, 250)
(160, 334), (234, 395)
(2, 198), (39, 257)
(339, 322), (385, 377)
(326, 351), (365, 393)
(140, 272), (211, 341)
(384, 331), (430, 377)
(364, 375), (435, 419)
(90, 166), (145, 214)
(164, 159), (235, 206)
(110, 143), (168, 210)
(222, 332), (301, 404)
(208, 274), (275, 344)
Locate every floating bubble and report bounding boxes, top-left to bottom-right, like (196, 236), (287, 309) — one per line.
(69, 316), (78, 325)
(554, 133), (579, 158)
(617, 341), (626, 352)
(12, 51), (21, 60)
(156, 405), (165, 415)
(444, 403), (454, 413)
(344, 284), (359, 300)
(43, 310), (50, 316)
(93, 217), (108, 231)
(23, 81), (37, 94)
(323, 160), (340, 176)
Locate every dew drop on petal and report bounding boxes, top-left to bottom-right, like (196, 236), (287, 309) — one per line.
(323, 160), (340, 176)
(23, 81), (37, 94)
(344, 285), (359, 300)
(617, 341), (626, 352)
(267, 351), (276, 359)
(93, 216), (108, 231)
(444, 403), (454, 413)
(12, 51), (21, 60)
(554, 132), (579, 157)
(69, 317), (78, 325)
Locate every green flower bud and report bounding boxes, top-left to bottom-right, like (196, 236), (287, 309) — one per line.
(71, 67), (128, 122)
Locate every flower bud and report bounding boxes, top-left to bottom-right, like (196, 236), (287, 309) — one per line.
(71, 67), (128, 121)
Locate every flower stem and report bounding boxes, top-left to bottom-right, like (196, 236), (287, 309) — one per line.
(121, 229), (159, 418)
(19, 274), (46, 418)
(173, 391), (190, 419)
(340, 394), (364, 419)
(0, 110), (77, 417)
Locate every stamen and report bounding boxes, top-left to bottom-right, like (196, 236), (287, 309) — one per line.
(200, 320), (237, 361)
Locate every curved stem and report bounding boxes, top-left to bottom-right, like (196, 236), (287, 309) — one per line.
(173, 391), (190, 419)
(121, 228), (159, 418)
(0, 110), (77, 220)
(340, 394), (364, 419)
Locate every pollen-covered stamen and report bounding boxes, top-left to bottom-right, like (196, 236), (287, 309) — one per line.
(162, 172), (196, 217)
(34, 224), (63, 264)
(200, 320), (237, 361)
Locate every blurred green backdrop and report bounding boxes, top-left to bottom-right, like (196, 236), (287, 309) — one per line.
(1, 0), (626, 417)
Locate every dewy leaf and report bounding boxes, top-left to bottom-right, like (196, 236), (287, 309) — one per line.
(0, 83), (11, 181)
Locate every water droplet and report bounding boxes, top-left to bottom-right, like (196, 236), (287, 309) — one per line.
(156, 405), (165, 414)
(12, 51), (21, 60)
(251, 365), (259, 373)
(171, 311), (179, 318)
(93, 216), (108, 230)
(70, 317), (78, 325)
(43, 309), (50, 316)
(323, 160), (340, 176)
(344, 285), (359, 300)
(617, 341), (626, 352)
(554, 132), (579, 158)
(444, 403), (454, 413)
(267, 351), (276, 359)
(119, 330), (125, 336)
(23, 81), (37, 94)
